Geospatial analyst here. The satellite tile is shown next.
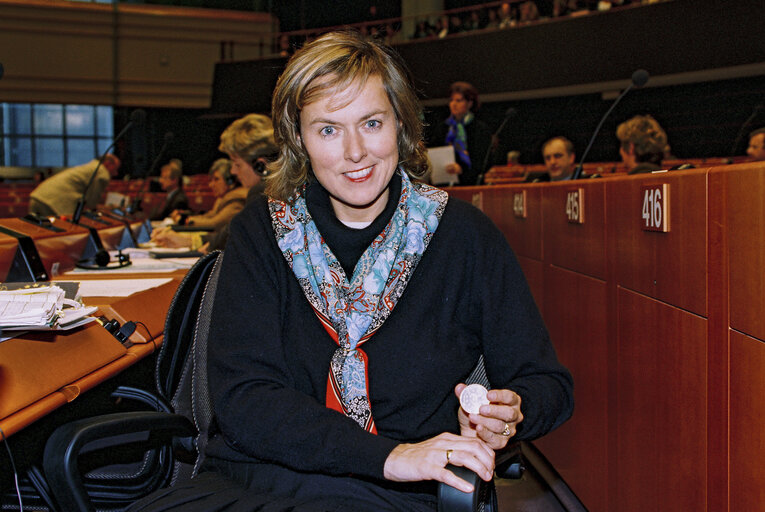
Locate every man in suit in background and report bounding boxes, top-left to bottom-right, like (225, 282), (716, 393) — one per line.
(150, 158), (188, 220)
(28, 154), (121, 217)
(746, 128), (765, 161)
(542, 136), (576, 180)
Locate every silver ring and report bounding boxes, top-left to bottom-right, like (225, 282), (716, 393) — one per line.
(446, 449), (453, 464)
(500, 422), (512, 437)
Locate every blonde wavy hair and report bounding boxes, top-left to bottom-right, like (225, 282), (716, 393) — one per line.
(616, 115), (667, 165)
(218, 113), (278, 163)
(267, 30), (429, 202)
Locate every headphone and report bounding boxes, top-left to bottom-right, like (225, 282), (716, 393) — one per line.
(221, 165), (240, 187)
(76, 248), (132, 270)
(252, 158), (268, 177)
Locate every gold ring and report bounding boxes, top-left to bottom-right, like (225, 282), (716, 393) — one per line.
(500, 423), (512, 436)
(446, 449), (453, 464)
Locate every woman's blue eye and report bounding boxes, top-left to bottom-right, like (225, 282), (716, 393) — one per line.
(320, 126), (335, 136)
(366, 120), (381, 129)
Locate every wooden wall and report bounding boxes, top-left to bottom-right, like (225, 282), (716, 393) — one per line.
(0, 0), (276, 108)
(447, 162), (765, 511)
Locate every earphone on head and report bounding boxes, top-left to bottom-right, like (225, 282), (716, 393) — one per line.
(222, 166), (240, 187)
(252, 158), (268, 177)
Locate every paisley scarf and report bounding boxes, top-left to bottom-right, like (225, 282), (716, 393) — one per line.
(269, 170), (448, 432)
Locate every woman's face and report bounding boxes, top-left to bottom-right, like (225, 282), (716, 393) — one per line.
(209, 169), (230, 197)
(449, 92), (472, 120)
(230, 154), (260, 189)
(299, 75), (399, 223)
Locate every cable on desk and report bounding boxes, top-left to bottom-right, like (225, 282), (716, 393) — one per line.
(136, 320), (158, 353)
(0, 425), (24, 512)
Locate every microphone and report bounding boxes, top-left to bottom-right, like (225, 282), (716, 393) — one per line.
(478, 107), (517, 184)
(572, 69), (649, 180)
(72, 109), (145, 224)
(729, 104), (763, 158)
(130, 131), (173, 214)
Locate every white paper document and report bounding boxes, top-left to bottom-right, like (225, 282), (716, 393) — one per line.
(427, 145), (458, 186)
(74, 278), (174, 297)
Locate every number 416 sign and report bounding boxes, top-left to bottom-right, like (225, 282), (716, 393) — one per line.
(641, 184), (670, 232)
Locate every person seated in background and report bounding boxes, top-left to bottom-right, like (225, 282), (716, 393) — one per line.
(542, 136), (576, 180)
(28, 154), (121, 217)
(152, 115), (278, 253)
(616, 114), (668, 174)
(746, 127), (765, 161)
(170, 158), (246, 230)
(150, 158), (188, 220)
(431, 81), (494, 186)
(129, 29), (573, 512)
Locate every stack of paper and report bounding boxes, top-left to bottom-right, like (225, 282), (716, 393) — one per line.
(0, 284), (97, 331)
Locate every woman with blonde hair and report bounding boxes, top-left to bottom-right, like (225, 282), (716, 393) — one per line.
(131, 30), (572, 511)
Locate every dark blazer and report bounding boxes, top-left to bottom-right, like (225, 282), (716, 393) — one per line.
(431, 116), (494, 186)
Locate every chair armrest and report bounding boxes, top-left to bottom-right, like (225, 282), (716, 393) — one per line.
(437, 464), (485, 512)
(43, 411), (195, 512)
(437, 441), (524, 512)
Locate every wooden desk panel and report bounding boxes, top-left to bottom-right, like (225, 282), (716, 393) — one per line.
(537, 265), (609, 512)
(730, 329), (765, 512)
(0, 323), (127, 421)
(482, 185), (543, 261)
(724, 165), (765, 341)
(542, 180), (607, 280)
(0, 233), (18, 280)
(607, 171), (707, 317)
(0, 275), (183, 437)
(616, 288), (707, 512)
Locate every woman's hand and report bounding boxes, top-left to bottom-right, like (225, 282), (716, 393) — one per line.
(445, 163), (462, 175)
(383, 432), (494, 493)
(169, 210), (182, 223)
(454, 383), (523, 450)
(151, 227), (192, 249)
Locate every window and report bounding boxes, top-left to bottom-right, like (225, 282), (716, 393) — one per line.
(1, 103), (113, 167)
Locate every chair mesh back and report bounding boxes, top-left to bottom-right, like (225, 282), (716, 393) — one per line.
(156, 251), (222, 404)
(466, 355), (490, 389)
(164, 251), (223, 484)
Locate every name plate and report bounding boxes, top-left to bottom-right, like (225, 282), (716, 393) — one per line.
(513, 190), (527, 218)
(565, 188), (584, 224)
(641, 184), (670, 232)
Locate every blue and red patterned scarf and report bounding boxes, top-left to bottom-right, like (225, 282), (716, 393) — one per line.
(269, 170), (448, 432)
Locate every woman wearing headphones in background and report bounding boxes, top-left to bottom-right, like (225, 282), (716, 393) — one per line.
(152, 115), (277, 252)
(173, 158), (247, 230)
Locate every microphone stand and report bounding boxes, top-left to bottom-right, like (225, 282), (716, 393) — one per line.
(572, 70), (649, 180)
(478, 107), (516, 185)
(72, 109), (145, 223)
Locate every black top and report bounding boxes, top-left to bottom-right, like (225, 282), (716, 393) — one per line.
(205, 175), (573, 486)
(431, 117), (494, 186)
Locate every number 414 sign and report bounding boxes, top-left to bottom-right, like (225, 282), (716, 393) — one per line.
(641, 184), (670, 232)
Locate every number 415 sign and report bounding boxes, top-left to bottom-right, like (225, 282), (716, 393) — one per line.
(641, 184), (670, 232)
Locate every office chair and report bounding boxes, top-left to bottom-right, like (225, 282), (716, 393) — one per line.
(43, 250), (223, 511)
(43, 250), (584, 511)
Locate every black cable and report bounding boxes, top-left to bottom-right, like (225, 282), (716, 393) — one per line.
(135, 320), (158, 353)
(0, 425), (24, 512)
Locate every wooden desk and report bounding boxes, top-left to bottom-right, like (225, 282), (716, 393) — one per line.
(0, 217), (89, 278)
(0, 275), (182, 438)
(0, 233), (18, 280)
